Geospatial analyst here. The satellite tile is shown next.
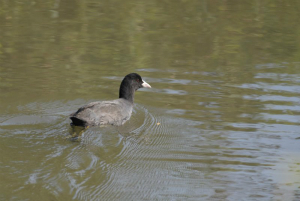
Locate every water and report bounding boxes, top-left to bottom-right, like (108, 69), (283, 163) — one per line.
(1, 1), (300, 200)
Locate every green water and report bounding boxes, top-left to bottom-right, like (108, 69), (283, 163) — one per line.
(1, 1), (300, 200)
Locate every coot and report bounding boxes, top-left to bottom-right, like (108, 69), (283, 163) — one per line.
(70, 73), (151, 127)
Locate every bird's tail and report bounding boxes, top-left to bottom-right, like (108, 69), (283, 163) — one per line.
(70, 117), (87, 127)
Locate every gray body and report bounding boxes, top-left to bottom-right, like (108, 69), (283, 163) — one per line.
(70, 98), (133, 126)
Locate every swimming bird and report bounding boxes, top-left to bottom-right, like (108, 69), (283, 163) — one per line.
(70, 73), (151, 127)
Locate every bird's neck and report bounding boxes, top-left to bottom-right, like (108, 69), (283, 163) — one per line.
(119, 82), (135, 103)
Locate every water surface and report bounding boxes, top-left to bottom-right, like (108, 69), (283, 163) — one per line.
(1, 1), (300, 200)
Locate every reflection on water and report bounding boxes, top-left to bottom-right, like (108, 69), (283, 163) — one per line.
(1, 0), (300, 200)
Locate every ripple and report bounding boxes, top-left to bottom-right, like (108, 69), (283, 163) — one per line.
(255, 62), (286, 69)
(255, 73), (300, 83)
(260, 113), (300, 124)
(243, 94), (300, 102)
(150, 88), (188, 95)
(239, 82), (300, 93)
(0, 115), (59, 126)
(264, 104), (300, 112)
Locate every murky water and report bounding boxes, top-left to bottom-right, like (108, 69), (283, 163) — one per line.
(1, 1), (300, 200)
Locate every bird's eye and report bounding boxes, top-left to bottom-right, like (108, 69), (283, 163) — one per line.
(136, 79), (140, 83)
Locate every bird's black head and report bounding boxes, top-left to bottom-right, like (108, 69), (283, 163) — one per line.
(119, 73), (151, 102)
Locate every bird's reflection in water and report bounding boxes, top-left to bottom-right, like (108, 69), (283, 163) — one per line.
(67, 125), (89, 141)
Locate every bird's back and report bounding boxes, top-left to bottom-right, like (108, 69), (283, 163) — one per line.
(70, 99), (133, 127)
